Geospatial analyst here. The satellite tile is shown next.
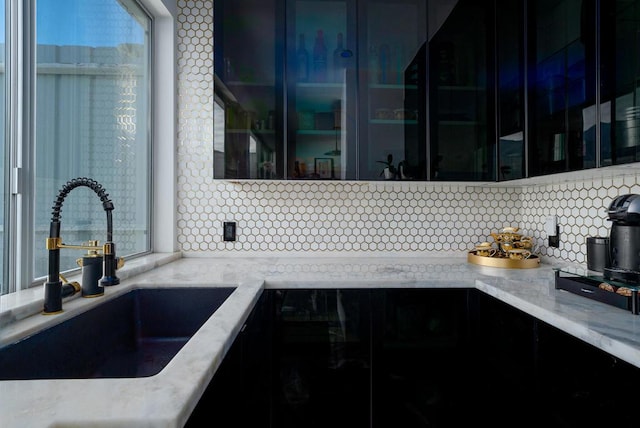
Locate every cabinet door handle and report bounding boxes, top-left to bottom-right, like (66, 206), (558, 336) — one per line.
(580, 288), (595, 294)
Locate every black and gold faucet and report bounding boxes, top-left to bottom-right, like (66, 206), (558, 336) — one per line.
(43, 178), (124, 314)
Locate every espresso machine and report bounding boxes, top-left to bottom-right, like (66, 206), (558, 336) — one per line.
(604, 194), (640, 284)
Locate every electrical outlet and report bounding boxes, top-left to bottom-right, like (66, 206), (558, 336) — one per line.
(223, 221), (236, 241)
(548, 228), (560, 248)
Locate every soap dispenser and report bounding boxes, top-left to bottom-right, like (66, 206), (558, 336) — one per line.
(77, 240), (104, 297)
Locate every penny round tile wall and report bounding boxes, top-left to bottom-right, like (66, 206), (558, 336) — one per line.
(176, 1), (640, 265)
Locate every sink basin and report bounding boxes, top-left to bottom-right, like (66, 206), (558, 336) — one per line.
(0, 287), (235, 380)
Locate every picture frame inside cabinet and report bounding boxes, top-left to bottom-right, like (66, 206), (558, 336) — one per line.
(315, 157), (334, 179)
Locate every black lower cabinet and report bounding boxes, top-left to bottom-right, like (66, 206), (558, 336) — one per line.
(534, 319), (639, 427)
(186, 289), (640, 428)
(471, 291), (640, 428)
(273, 289), (371, 428)
(371, 289), (472, 428)
(468, 291), (541, 426)
(185, 291), (273, 427)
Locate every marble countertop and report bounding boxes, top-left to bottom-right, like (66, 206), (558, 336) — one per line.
(2, 253), (640, 427)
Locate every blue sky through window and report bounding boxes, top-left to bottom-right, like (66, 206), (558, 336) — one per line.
(37, 0), (144, 47)
(0, 3), (4, 44)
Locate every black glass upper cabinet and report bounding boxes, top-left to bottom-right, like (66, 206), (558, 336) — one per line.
(286, 0), (356, 180)
(496, 0), (526, 181)
(214, 0), (283, 179)
(357, 0), (427, 181)
(213, 0), (429, 181)
(528, 0), (597, 176)
(286, 0), (427, 180)
(428, 0), (495, 181)
(600, 0), (640, 166)
(212, 0), (639, 182)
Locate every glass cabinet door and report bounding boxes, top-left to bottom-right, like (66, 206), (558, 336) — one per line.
(428, 0), (494, 181)
(600, 0), (640, 166)
(214, 0), (282, 179)
(358, 0), (427, 180)
(496, 0), (525, 181)
(212, 0), (637, 182)
(286, 0), (356, 179)
(529, 0), (597, 176)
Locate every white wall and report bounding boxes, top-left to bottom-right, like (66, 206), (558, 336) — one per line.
(140, 0), (178, 253)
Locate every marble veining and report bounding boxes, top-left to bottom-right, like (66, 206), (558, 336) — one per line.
(2, 255), (640, 427)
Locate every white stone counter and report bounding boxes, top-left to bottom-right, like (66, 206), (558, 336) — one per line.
(2, 253), (640, 427)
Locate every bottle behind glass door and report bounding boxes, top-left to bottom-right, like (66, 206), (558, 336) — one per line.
(333, 32), (345, 82)
(313, 29), (328, 82)
(297, 33), (310, 82)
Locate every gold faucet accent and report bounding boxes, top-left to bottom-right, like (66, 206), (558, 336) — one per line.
(46, 237), (116, 256)
(58, 273), (81, 294)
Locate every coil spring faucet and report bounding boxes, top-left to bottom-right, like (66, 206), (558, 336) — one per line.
(43, 177), (124, 314)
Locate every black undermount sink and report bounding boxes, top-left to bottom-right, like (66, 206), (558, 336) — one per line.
(0, 287), (235, 380)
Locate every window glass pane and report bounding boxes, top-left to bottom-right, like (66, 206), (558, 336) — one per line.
(34, 0), (151, 280)
(0, 0), (5, 294)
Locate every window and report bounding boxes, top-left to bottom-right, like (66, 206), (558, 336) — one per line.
(1, 0), (152, 295)
(0, 0), (5, 293)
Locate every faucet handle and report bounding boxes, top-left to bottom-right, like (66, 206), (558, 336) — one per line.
(86, 240), (101, 254)
(59, 273), (81, 296)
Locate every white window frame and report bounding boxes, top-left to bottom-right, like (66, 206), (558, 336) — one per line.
(2, 0), (176, 294)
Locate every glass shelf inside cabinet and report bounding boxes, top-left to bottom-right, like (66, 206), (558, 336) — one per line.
(369, 83), (418, 90)
(226, 81), (276, 87)
(554, 266), (640, 315)
(369, 119), (418, 125)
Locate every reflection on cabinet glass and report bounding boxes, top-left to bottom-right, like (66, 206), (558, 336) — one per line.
(274, 289), (370, 428)
(273, 289), (471, 428)
(600, 0), (640, 166)
(529, 0), (597, 176)
(357, 1), (427, 180)
(286, 0), (355, 179)
(429, 0), (494, 181)
(214, 0), (283, 179)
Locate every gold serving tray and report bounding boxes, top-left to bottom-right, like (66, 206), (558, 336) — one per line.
(467, 251), (541, 269)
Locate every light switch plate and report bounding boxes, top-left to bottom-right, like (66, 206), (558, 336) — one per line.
(545, 215), (560, 248)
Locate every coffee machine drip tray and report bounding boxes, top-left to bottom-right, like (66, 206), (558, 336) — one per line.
(604, 267), (640, 284)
